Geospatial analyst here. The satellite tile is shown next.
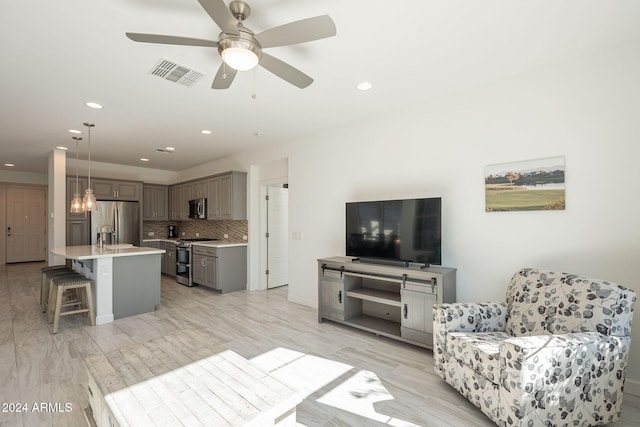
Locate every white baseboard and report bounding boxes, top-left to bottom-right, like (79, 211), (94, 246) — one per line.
(287, 293), (316, 309)
(625, 377), (640, 397)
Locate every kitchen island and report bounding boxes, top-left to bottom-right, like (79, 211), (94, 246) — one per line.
(50, 245), (165, 325)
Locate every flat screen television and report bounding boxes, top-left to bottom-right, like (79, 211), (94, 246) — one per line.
(346, 197), (441, 266)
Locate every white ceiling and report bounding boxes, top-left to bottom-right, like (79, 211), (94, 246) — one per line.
(2, 0), (640, 174)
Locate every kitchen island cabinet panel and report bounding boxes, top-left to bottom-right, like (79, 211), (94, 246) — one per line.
(112, 254), (161, 319)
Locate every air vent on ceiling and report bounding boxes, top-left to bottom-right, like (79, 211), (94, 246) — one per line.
(155, 148), (175, 153)
(148, 58), (204, 87)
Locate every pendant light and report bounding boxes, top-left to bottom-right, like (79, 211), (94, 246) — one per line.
(69, 136), (83, 213)
(81, 122), (97, 212)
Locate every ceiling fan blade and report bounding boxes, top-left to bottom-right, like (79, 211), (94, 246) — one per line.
(126, 33), (218, 48)
(197, 0), (239, 35)
(255, 15), (336, 48)
(259, 53), (313, 89)
(212, 63), (238, 89)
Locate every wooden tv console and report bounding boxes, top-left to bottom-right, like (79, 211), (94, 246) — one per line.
(317, 257), (456, 349)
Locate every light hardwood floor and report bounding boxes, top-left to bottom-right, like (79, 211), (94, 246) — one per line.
(0, 262), (638, 427)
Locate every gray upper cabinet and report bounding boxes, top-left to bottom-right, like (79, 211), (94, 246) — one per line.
(92, 178), (142, 201)
(143, 185), (168, 221)
(168, 171), (247, 221)
(207, 172), (247, 220)
(169, 184), (192, 221)
(191, 181), (207, 199)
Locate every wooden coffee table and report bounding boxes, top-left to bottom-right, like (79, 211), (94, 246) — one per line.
(84, 329), (302, 426)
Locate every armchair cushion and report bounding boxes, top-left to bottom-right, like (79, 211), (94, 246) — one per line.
(500, 332), (630, 426)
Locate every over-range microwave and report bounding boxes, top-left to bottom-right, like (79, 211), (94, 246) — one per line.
(188, 198), (207, 219)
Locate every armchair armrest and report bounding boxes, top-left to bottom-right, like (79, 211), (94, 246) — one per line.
(433, 302), (508, 334)
(433, 302), (508, 364)
(499, 332), (631, 426)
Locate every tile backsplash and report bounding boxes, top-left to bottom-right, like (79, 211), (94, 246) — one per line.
(143, 220), (248, 242)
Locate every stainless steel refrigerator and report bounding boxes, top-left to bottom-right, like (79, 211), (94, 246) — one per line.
(90, 201), (140, 246)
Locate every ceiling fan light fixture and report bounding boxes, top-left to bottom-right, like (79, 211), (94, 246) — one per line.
(219, 37), (261, 71)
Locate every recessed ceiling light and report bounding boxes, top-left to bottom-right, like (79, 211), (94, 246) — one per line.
(200, 129), (212, 135)
(85, 102), (103, 109)
(165, 146), (176, 151)
(68, 129), (82, 134)
(56, 146), (69, 150)
(4, 163), (15, 167)
(140, 158), (150, 162)
(356, 81), (373, 91)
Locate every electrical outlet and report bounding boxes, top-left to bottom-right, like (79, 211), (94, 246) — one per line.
(182, 232), (185, 236)
(196, 232), (199, 237)
(148, 232), (154, 236)
(242, 235), (248, 241)
(223, 234), (228, 239)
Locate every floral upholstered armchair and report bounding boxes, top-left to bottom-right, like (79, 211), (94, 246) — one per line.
(433, 268), (636, 427)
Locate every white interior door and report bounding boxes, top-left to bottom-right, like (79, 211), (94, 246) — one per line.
(266, 186), (288, 289)
(6, 186), (47, 263)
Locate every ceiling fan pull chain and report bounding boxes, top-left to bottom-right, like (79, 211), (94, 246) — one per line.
(251, 67), (257, 99)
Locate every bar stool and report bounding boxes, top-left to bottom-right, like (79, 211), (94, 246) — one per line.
(48, 275), (95, 334)
(40, 265), (73, 312)
(46, 271), (83, 322)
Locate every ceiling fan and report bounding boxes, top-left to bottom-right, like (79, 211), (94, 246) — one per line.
(126, 0), (336, 89)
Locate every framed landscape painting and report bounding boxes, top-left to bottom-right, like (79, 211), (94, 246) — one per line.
(485, 156), (565, 212)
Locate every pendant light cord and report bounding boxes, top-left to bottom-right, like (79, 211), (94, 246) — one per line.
(74, 137), (81, 194)
(84, 122), (95, 190)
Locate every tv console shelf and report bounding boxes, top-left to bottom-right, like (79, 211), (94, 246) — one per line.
(318, 256), (456, 349)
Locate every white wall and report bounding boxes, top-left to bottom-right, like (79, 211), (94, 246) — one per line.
(0, 170), (47, 185)
(67, 160), (178, 185)
(48, 149), (66, 265)
(183, 39), (640, 392)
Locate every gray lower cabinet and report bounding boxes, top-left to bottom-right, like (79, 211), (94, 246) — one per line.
(161, 242), (176, 275)
(318, 256), (456, 349)
(144, 241), (176, 276)
(192, 245), (247, 293)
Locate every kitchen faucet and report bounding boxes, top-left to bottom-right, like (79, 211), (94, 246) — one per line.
(97, 224), (115, 249)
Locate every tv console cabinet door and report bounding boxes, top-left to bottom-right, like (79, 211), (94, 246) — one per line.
(400, 289), (437, 345)
(320, 273), (345, 321)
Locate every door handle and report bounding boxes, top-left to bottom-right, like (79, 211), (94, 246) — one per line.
(338, 290), (342, 304)
(403, 304), (408, 319)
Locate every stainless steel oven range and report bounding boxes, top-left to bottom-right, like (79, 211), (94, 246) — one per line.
(175, 238), (218, 287)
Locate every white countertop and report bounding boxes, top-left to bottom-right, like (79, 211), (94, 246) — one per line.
(192, 241), (248, 248)
(143, 238), (248, 248)
(51, 245), (165, 260)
